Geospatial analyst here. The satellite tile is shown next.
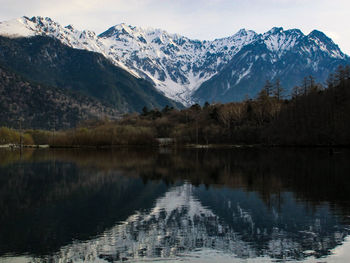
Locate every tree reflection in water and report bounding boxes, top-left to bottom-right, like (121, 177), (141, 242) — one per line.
(0, 147), (349, 262)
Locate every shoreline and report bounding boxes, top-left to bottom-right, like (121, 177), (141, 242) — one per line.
(0, 143), (349, 150)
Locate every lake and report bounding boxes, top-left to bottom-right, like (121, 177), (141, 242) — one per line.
(0, 147), (350, 263)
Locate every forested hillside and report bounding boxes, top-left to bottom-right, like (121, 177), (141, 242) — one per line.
(0, 66), (119, 129)
(0, 36), (181, 113)
(1, 66), (349, 146)
(13, 66), (347, 147)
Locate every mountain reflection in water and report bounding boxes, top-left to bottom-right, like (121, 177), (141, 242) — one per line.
(0, 147), (349, 262)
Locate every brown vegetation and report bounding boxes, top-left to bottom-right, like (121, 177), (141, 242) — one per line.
(51, 123), (156, 146)
(0, 127), (34, 145)
(116, 65), (350, 146)
(1, 66), (349, 147)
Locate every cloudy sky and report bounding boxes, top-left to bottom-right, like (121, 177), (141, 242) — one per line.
(1, 0), (349, 53)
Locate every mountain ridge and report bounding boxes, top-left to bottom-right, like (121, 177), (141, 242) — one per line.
(0, 16), (348, 105)
(0, 33), (183, 129)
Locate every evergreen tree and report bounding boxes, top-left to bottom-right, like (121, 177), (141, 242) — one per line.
(142, 106), (149, 116)
(204, 101), (210, 109)
(263, 80), (273, 97)
(273, 78), (284, 100)
(161, 105), (171, 114)
(327, 73), (335, 89)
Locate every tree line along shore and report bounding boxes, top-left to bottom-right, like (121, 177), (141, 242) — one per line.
(1, 66), (350, 148)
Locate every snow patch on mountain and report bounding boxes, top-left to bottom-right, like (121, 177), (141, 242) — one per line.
(97, 25), (259, 104)
(0, 17), (36, 38)
(0, 17), (260, 105)
(263, 28), (301, 56)
(0, 16), (347, 105)
(235, 63), (253, 85)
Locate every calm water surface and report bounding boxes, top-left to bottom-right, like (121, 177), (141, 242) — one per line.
(0, 147), (350, 263)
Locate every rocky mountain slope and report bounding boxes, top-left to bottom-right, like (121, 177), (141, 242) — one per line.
(0, 16), (349, 105)
(193, 28), (349, 103)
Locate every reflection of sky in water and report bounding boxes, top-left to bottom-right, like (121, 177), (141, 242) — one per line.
(0, 148), (350, 262)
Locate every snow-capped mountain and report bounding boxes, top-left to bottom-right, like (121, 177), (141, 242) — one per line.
(193, 28), (350, 103)
(98, 25), (258, 104)
(0, 16), (348, 105)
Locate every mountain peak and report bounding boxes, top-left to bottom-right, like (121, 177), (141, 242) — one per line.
(0, 16), (348, 105)
(266, 27), (284, 35)
(308, 29), (329, 40)
(236, 28), (248, 35)
(262, 27), (303, 54)
(28, 16), (54, 25)
(64, 24), (75, 31)
(99, 23), (138, 38)
(285, 28), (303, 36)
(306, 29), (345, 59)
(115, 22), (131, 30)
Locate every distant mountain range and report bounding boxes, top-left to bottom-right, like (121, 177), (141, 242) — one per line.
(0, 15), (349, 128)
(1, 16), (348, 106)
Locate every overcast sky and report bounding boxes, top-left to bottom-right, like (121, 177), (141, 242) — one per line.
(1, 0), (349, 54)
